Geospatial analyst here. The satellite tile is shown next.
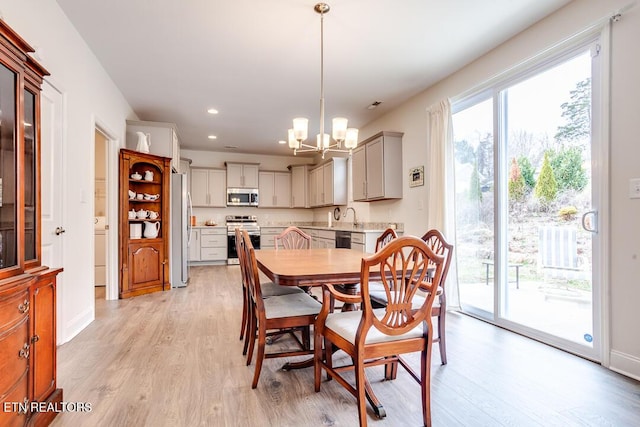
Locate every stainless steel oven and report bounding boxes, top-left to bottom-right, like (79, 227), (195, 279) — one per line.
(226, 215), (260, 264)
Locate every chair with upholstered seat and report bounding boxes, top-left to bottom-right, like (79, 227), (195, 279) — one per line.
(241, 229), (322, 388)
(314, 236), (445, 426)
(369, 229), (453, 365)
(236, 228), (304, 356)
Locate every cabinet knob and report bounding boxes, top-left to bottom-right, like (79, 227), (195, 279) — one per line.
(31, 334), (40, 343)
(19, 343), (30, 359)
(18, 300), (29, 313)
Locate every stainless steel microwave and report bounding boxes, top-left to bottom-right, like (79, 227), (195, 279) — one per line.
(227, 188), (259, 206)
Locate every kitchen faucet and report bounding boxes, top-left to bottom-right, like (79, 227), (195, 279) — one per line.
(343, 207), (358, 227)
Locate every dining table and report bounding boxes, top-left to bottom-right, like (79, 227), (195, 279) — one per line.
(254, 247), (388, 418)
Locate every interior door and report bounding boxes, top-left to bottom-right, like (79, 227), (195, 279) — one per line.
(40, 80), (65, 343)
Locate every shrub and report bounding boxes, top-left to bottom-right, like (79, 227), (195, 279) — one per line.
(508, 158), (526, 202)
(558, 205), (578, 221)
(548, 146), (587, 192)
(534, 152), (558, 207)
(518, 157), (536, 189)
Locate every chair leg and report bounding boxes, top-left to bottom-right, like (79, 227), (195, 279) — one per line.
(242, 305), (253, 356)
(252, 326), (267, 389)
(314, 327), (323, 392)
(438, 310), (447, 365)
(246, 310), (257, 366)
(384, 357), (398, 380)
(324, 337), (333, 381)
(240, 285), (248, 340)
(354, 356), (369, 427)
(421, 340), (434, 427)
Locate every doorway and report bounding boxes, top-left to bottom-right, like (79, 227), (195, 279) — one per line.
(451, 39), (605, 361)
(94, 129), (108, 297)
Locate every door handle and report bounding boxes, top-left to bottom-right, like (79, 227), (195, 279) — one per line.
(55, 226), (66, 235)
(581, 210), (598, 233)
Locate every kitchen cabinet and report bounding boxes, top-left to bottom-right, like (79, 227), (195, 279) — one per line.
(351, 230), (404, 253)
(289, 164), (310, 208)
(119, 149), (171, 298)
(352, 131), (404, 201)
(189, 229), (201, 261)
(260, 227), (285, 249)
(126, 120), (181, 172)
(0, 20), (63, 427)
(191, 168), (226, 207)
(259, 171), (291, 208)
(226, 162), (259, 188)
(302, 229), (336, 248)
(309, 157), (347, 207)
(199, 228), (227, 261)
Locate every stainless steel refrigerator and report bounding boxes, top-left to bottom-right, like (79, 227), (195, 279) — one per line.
(170, 173), (192, 287)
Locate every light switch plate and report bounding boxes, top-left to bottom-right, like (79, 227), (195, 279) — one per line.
(629, 178), (640, 199)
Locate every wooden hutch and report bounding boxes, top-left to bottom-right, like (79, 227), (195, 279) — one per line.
(119, 149), (171, 298)
(0, 20), (63, 427)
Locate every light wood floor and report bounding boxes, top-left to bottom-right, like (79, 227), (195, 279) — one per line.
(53, 266), (640, 426)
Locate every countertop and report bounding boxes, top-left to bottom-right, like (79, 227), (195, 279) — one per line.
(259, 223), (402, 234)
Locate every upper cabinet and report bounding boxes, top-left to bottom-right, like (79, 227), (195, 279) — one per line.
(126, 120), (180, 172)
(352, 131), (403, 201)
(191, 168), (226, 207)
(226, 162), (259, 188)
(259, 171), (291, 208)
(289, 165), (310, 208)
(309, 157), (347, 207)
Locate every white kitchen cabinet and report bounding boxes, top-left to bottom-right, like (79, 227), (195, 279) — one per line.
(189, 229), (201, 261)
(260, 227), (285, 249)
(191, 168), (226, 207)
(352, 131), (403, 201)
(199, 228), (227, 261)
(351, 230), (404, 253)
(226, 162), (259, 188)
(303, 228), (335, 248)
(289, 165), (310, 208)
(309, 157), (347, 207)
(126, 120), (181, 172)
(258, 171), (291, 208)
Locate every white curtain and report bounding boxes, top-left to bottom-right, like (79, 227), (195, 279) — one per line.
(426, 99), (460, 310)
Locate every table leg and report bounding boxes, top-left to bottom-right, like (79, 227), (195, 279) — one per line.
(338, 283), (360, 312)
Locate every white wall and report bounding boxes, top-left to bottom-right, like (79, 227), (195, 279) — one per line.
(355, 0), (640, 378)
(0, 0), (137, 342)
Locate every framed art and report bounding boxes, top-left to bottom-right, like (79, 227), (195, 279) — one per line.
(409, 166), (424, 187)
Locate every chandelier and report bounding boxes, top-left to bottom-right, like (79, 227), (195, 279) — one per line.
(287, 3), (358, 159)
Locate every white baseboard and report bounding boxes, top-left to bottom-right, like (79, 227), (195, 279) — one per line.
(609, 350), (640, 381)
(58, 306), (94, 345)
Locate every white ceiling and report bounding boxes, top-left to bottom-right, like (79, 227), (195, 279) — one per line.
(55, 0), (571, 156)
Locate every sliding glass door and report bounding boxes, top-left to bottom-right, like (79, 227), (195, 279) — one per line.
(452, 42), (602, 360)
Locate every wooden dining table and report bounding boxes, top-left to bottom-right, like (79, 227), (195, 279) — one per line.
(254, 247), (388, 418)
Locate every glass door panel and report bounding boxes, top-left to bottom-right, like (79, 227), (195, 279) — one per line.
(0, 62), (17, 269)
(453, 97), (495, 315)
(503, 51), (593, 346)
(24, 89), (36, 261)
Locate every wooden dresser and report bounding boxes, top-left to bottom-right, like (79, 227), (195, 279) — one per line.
(0, 20), (63, 427)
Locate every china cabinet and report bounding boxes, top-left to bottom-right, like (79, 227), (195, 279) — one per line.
(119, 149), (171, 298)
(0, 20), (63, 427)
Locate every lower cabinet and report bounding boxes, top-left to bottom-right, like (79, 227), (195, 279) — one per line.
(303, 229), (335, 249)
(123, 240), (167, 298)
(260, 227), (285, 249)
(201, 229), (227, 261)
(0, 269), (63, 427)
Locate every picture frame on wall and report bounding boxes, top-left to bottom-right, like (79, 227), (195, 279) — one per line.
(409, 166), (424, 187)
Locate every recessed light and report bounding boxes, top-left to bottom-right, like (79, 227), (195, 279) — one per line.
(208, 135), (217, 140)
(278, 140), (286, 145)
(207, 108), (219, 115)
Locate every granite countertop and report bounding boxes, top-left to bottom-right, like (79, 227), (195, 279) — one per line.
(259, 222), (403, 233)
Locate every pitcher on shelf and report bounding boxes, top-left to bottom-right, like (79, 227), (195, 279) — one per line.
(143, 221), (160, 238)
(135, 131), (150, 153)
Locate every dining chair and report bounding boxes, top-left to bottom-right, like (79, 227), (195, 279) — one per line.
(314, 236), (445, 427)
(242, 229), (322, 389)
(236, 228), (304, 357)
(275, 226), (312, 250)
(369, 229), (453, 365)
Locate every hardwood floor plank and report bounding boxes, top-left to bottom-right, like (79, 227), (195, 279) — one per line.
(52, 266), (640, 427)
